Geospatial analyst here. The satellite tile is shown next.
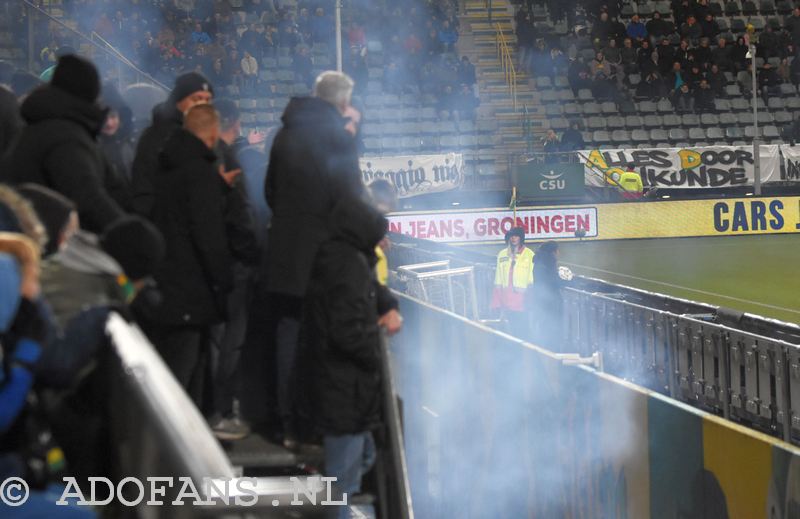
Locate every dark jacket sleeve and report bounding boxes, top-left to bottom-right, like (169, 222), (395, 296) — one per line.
(225, 182), (259, 265)
(325, 257), (380, 371)
(187, 167), (234, 298)
(130, 128), (157, 218)
(44, 142), (125, 233)
(102, 154), (133, 212)
(376, 282), (398, 317)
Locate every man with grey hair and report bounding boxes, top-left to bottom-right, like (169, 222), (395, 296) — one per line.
(253, 70), (365, 446)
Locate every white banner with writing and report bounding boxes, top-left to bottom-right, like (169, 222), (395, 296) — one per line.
(780, 145), (800, 182)
(577, 145), (781, 188)
(360, 153), (464, 198)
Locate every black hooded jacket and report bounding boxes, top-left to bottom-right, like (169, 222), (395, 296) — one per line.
(148, 128), (233, 326)
(3, 85), (125, 233)
(303, 196), (398, 435)
(264, 96), (364, 297)
(131, 101), (183, 218)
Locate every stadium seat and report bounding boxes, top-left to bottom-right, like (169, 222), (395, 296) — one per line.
(725, 84), (742, 97)
(774, 112), (793, 124)
(546, 104), (563, 116)
(668, 128), (688, 142)
(744, 126), (762, 138)
(689, 128), (706, 140)
(440, 135), (459, 150)
(239, 98), (257, 110)
(601, 102), (617, 114)
(239, 113), (256, 124)
(739, 112), (755, 126)
(255, 113), (273, 124)
(749, 16), (766, 30)
(701, 113), (720, 126)
(626, 115), (644, 128)
(587, 116), (607, 130)
(655, 0), (671, 14)
(607, 115), (625, 128)
(541, 90), (559, 103)
(643, 114), (663, 128)
(742, 0), (758, 15)
(537, 76), (553, 89)
(420, 135), (439, 150)
(682, 114), (700, 127)
(621, 4), (636, 18)
(399, 122), (419, 135)
(725, 127), (744, 139)
(558, 90), (576, 102)
(715, 99), (733, 113)
(458, 120), (476, 133)
(363, 138), (380, 152)
(758, 112), (774, 124)
(550, 117), (569, 131)
(731, 18), (747, 32)
(381, 137), (400, 151)
(657, 99), (673, 113)
(639, 3), (655, 16)
(437, 120), (457, 134)
(725, 1), (741, 16)
(583, 102), (601, 115)
(578, 89), (593, 101)
(710, 1), (724, 15)
(555, 76), (570, 88)
(477, 119), (499, 132)
(478, 134), (501, 147)
(786, 97), (800, 110)
(593, 130), (611, 144)
(420, 107), (437, 121)
(611, 130), (631, 143)
(780, 83), (797, 96)
(777, 0), (792, 14)
(650, 128), (669, 141)
(458, 134), (478, 149)
(731, 98), (750, 112)
(763, 125), (781, 139)
(383, 122), (403, 135)
(707, 127), (725, 140)
(632, 129), (649, 142)
(564, 103), (582, 115)
(768, 97), (785, 110)
(719, 113), (738, 126)
(662, 114), (681, 127)
(638, 101), (657, 114)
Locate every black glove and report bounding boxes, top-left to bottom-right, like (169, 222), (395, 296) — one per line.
(10, 298), (48, 345)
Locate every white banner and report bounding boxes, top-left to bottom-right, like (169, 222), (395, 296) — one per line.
(780, 145), (800, 181)
(387, 207), (598, 243)
(577, 145), (781, 188)
(360, 153), (464, 198)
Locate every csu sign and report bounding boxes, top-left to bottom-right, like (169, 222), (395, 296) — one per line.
(514, 163), (585, 200)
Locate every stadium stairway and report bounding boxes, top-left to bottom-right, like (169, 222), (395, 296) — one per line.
(459, 0), (544, 185)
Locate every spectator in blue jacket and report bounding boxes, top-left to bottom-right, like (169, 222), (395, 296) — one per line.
(438, 20), (459, 52)
(190, 22), (212, 45)
(626, 14), (648, 43)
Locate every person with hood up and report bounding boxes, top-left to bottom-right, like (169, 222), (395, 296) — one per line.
(130, 72), (214, 218)
(263, 70), (365, 446)
(301, 194), (400, 518)
(3, 55), (125, 234)
(490, 226), (535, 339)
(143, 104), (233, 408)
(98, 82), (137, 186)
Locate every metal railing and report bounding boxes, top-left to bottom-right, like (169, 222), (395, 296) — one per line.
(495, 23), (517, 111)
(386, 234), (800, 445)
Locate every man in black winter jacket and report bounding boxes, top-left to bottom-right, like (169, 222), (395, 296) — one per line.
(303, 195), (399, 510)
(130, 72), (214, 218)
(262, 71), (365, 444)
(3, 55), (125, 234)
(142, 104), (233, 407)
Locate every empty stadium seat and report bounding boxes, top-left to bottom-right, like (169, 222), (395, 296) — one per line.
(611, 130), (631, 143)
(657, 99), (673, 113)
(440, 135), (459, 150)
(578, 89), (593, 101)
(650, 128), (669, 141)
(587, 116), (607, 130)
(774, 112), (793, 124)
(725, 84), (743, 97)
(663, 114), (681, 127)
(668, 128), (688, 141)
(725, 127), (744, 139)
(731, 98), (750, 112)
(720, 113), (738, 126)
(689, 128), (706, 140)
(537, 76), (553, 89)
(477, 119), (499, 132)
(458, 134), (478, 148)
(601, 102), (617, 114)
(738, 112), (755, 126)
(682, 114), (700, 127)
(564, 103), (582, 115)
(593, 131), (611, 144)
(626, 115), (644, 128)
(557, 90), (576, 102)
(549, 117), (569, 131)
(701, 113), (720, 126)
(638, 101), (657, 113)
(632, 129), (650, 142)
(583, 102), (601, 115)
(643, 114), (663, 128)
(763, 125), (781, 139)
(707, 127), (725, 140)
(744, 126), (762, 138)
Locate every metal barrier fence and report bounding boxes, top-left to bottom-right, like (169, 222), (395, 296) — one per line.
(390, 290), (800, 518)
(386, 235), (800, 445)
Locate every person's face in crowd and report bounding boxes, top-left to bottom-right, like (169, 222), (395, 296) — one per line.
(680, 84), (689, 93)
(608, 39), (617, 48)
(509, 235), (521, 248)
(706, 14), (713, 22)
(195, 23), (202, 32)
(711, 64), (719, 73)
(600, 12), (608, 21)
(343, 106), (360, 136)
(673, 61), (681, 71)
(642, 40), (650, 49)
(700, 79), (709, 89)
(624, 38), (632, 48)
(794, 7), (800, 17)
(653, 12), (661, 20)
(680, 40), (688, 50)
(632, 14), (640, 24)
(214, 59), (222, 71)
(102, 110), (120, 136)
(177, 91), (213, 114)
(701, 38), (709, 48)
(546, 129), (556, 140)
(315, 8), (324, 17)
(661, 39), (670, 47)
(718, 37), (726, 47)
(596, 52), (604, 62)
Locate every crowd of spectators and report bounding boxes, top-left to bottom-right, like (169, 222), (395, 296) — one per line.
(516, 0), (800, 119)
(12, 0), (479, 125)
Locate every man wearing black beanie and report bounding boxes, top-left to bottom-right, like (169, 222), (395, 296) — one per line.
(3, 54), (126, 234)
(130, 72), (214, 218)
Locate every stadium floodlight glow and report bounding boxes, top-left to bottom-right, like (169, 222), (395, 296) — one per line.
(452, 202), (461, 206)
(661, 195), (671, 199)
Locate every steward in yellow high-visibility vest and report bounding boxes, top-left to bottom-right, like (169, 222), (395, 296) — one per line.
(618, 169), (644, 199)
(491, 227), (534, 338)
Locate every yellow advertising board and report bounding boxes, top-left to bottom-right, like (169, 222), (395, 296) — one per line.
(387, 196), (800, 244)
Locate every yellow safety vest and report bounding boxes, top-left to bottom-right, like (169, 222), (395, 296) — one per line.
(493, 246), (535, 291)
(619, 171), (643, 193)
(375, 246), (388, 286)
